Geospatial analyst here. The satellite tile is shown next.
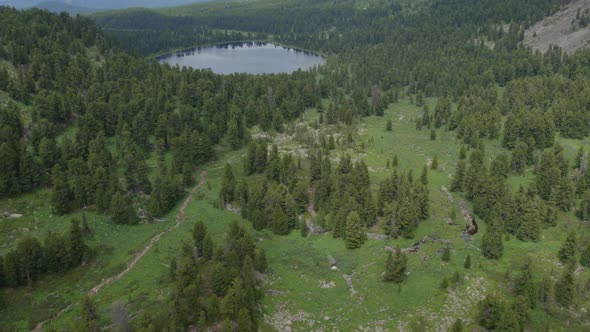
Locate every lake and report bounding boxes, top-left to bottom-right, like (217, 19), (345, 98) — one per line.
(157, 42), (325, 75)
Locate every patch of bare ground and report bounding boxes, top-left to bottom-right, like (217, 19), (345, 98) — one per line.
(264, 303), (315, 332)
(524, 0), (590, 54)
(398, 276), (488, 332)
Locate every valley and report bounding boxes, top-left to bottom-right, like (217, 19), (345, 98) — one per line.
(2, 0), (590, 331)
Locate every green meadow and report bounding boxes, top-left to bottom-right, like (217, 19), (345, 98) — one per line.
(2, 96), (589, 330)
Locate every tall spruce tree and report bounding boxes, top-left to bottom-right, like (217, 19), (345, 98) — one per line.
(558, 232), (577, 265)
(555, 265), (575, 307)
(482, 220), (503, 259)
(345, 211), (366, 249)
(383, 246), (407, 283)
(219, 163), (236, 206)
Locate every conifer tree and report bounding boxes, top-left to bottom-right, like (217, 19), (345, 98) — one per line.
(535, 151), (561, 200)
(478, 295), (503, 330)
(237, 308), (253, 332)
(51, 166), (71, 215)
(383, 246), (407, 283)
(442, 246), (451, 262)
(386, 119), (393, 131)
(271, 206), (289, 235)
(459, 145), (467, 160)
(110, 191), (137, 225)
(558, 232), (577, 265)
(482, 221), (503, 259)
(514, 260), (537, 309)
(68, 218), (87, 267)
(202, 234), (213, 261)
(497, 304), (521, 332)
(450, 160), (465, 192)
(511, 142), (529, 174)
(431, 156), (438, 170)
(345, 211), (365, 249)
(193, 220), (207, 255)
(516, 198), (541, 242)
(579, 190), (590, 221)
(80, 296), (99, 332)
(450, 319), (463, 332)
(464, 254), (471, 269)
(300, 219), (308, 237)
(198, 310), (207, 330)
(420, 165), (428, 185)
(219, 163), (236, 206)
(580, 245), (590, 267)
(555, 266), (575, 307)
(255, 248), (267, 272)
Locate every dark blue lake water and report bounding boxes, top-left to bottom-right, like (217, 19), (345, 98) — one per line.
(157, 42), (325, 75)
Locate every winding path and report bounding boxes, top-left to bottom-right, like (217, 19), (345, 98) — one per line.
(33, 171), (207, 331)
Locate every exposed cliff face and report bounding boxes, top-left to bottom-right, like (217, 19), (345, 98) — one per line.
(524, 0), (590, 54)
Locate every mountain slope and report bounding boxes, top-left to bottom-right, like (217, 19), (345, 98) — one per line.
(525, 0), (590, 53)
(0, 0), (211, 10)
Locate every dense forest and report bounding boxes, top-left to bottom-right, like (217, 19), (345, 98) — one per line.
(2, 0), (590, 330)
(0, 6), (315, 330)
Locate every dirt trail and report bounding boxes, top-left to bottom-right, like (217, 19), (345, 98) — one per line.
(32, 171), (207, 332)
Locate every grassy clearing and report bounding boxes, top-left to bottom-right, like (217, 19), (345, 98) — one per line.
(257, 96), (590, 330)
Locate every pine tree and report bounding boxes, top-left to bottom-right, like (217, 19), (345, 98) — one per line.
(202, 234), (213, 261)
(82, 212), (91, 235)
(193, 220), (207, 255)
(255, 248), (268, 272)
(516, 197), (541, 242)
(555, 266), (575, 307)
(431, 156), (438, 170)
(383, 246), (407, 283)
(442, 246), (451, 262)
(80, 296), (99, 332)
(535, 151), (561, 200)
(450, 319), (463, 332)
(110, 191), (137, 225)
(198, 310), (207, 330)
(511, 142), (529, 174)
(420, 165), (428, 185)
(478, 295), (503, 330)
(237, 308), (253, 332)
(580, 245), (590, 267)
(220, 163), (236, 206)
(51, 166), (71, 215)
(345, 211), (365, 249)
(450, 160), (465, 192)
(497, 304), (521, 332)
(386, 119), (393, 131)
(300, 219), (308, 237)
(482, 222), (503, 259)
(439, 277), (449, 290)
(68, 218), (87, 267)
(579, 190), (590, 221)
(464, 254), (471, 269)
(514, 260), (537, 309)
(459, 145), (467, 160)
(558, 232), (577, 265)
(271, 205), (289, 235)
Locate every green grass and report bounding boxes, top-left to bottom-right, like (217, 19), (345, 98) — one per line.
(254, 96), (590, 330)
(3, 96), (590, 330)
(0, 189), (173, 329)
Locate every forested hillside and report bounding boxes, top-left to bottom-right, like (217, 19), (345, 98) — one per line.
(0, 6), (316, 330)
(3, 0), (590, 330)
